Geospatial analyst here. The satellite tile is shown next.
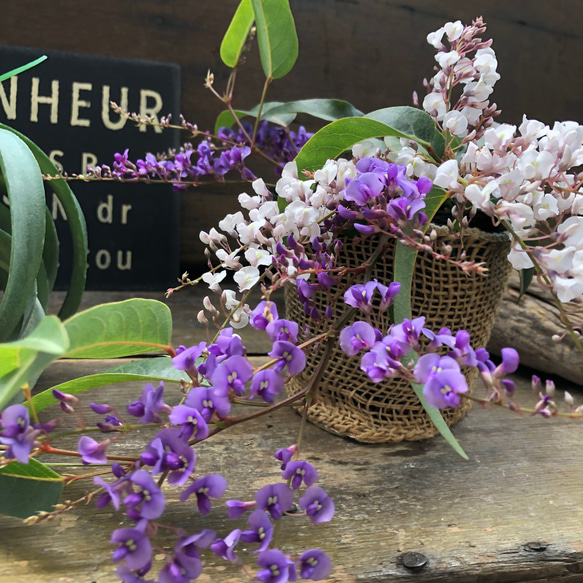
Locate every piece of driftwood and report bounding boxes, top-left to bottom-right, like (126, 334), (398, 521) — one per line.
(488, 273), (583, 386)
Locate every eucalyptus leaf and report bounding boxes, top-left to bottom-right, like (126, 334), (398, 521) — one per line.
(391, 184), (467, 459)
(63, 299), (173, 358)
(0, 124), (88, 320)
(28, 357), (185, 414)
(294, 117), (413, 174)
(0, 129), (46, 342)
(221, 0), (255, 68)
(0, 458), (63, 519)
(252, 0), (298, 80)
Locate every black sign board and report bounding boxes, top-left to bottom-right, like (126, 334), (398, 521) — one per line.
(0, 46), (181, 290)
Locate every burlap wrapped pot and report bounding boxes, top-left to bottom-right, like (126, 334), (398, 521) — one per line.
(285, 225), (512, 443)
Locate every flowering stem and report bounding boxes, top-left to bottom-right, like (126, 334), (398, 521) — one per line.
(503, 220), (583, 360)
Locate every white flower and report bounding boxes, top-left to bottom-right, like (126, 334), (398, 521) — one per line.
(507, 244), (534, 270)
(517, 149), (556, 180)
(229, 307), (250, 329)
(435, 50), (461, 69)
(237, 219), (268, 246)
(532, 191), (559, 220)
(215, 248), (241, 270)
(352, 140), (381, 159)
(518, 116), (548, 144)
(252, 178), (272, 198)
(484, 124), (517, 151)
(433, 159), (460, 190)
(238, 192), (261, 210)
(233, 265), (260, 292)
(464, 183), (494, 213)
(218, 211), (245, 236)
(222, 289), (240, 310)
(426, 27), (445, 49)
(474, 48), (500, 85)
(313, 159), (338, 185)
(423, 93), (448, 121)
(202, 270), (226, 293)
(245, 247), (273, 267)
(557, 216), (583, 247)
(444, 20), (463, 41)
(443, 110), (468, 138)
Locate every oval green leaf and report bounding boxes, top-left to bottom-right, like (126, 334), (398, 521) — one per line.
(221, 0), (255, 68)
(294, 117), (412, 174)
(0, 458), (63, 519)
(252, 0), (298, 79)
(63, 299), (173, 358)
(29, 356), (185, 413)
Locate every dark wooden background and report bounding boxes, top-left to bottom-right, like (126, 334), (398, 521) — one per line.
(4, 0), (582, 271)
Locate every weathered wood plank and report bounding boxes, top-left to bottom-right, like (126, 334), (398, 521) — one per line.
(2, 356), (583, 582)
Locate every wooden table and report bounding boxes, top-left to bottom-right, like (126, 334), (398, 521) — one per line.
(1, 291), (583, 583)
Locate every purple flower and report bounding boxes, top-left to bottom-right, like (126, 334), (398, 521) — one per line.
(495, 347), (520, 376)
(141, 428), (195, 485)
(343, 281), (378, 312)
(168, 404), (209, 440)
(176, 528), (216, 560)
(172, 342), (206, 372)
(339, 322), (378, 356)
(94, 473), (129, 511)
(90, 402), (113, 415)
(158, 553), (202, 583)
(0, 404), (37, 464)
(211, 355), (254, 395)
(210, 328), (245, 359)
(111, 526), (152, 571)
(298, 486), (335, 525)
(250, 369), (285, 403)
(266, 319), (299, 343)
(256, 549), (297, 583)
(211, 528), (241, 562)
(376, 281), (401, 311)
(282, 461), (319, 490)
(256, 483), (294, 520)
(250, 300), (279, 330)
(240, 509), (274, 552)
(359, 339), (405, 383)
(268, 341), (306, 376)
(274, 445), (297, 470)
(226, 499), (257, 519)
(389, 317), (431, 351)
(127, 382), (170, 424)
(116, 564), (155, 583)
(297, 549), (331, 581)
(180, 474), (227, 514)
(414, 354), (468, 409)
(344, 172), (384, 205)
(185, 385), (231, 421)
(386, 196), (426, 223)
(78, 436), (110, 464)
(124, 469), (165, 520)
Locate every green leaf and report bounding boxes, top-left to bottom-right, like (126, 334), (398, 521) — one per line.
(221, 0), (255, 68)
(0, 458), (63, 519)
(254, 98), (364, 123)
(0, 316), (69, 409)
(0, 55), (47, 83)
(391, 184), (467, 459)
(0, 124), (88, 320)
(294, 117), (413, 174)
(251, 0), (298, 79)
(0, 129), (46, 342)
(367, 107), (446, 161)
(518, 267), (535, 302)
(63, 299), (173, 358)
(28, 356), (185, 413)
(214, 102), (297, 134)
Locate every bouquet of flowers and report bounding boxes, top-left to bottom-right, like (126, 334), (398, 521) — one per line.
(1, 3), (583, 583)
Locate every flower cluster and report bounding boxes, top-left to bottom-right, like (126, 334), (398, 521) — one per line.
(88, 120), (312, 191)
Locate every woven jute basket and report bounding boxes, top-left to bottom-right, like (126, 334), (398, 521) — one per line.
(285, 225), (512, 443)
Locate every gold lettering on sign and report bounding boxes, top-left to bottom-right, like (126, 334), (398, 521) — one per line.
(121, 204), (133, 225)
(82, 152), (98, 174)
(95, 250), (112, 270)
(139, 89), (163, 133)
(97, 195), (114, 224)
(102, 85), (129, 130)
(0, 76), (17, 120)
(70, 82), (92, 127)
(49, 149), (64, 172)
(117, 251), (132, 270)
(30, 78), (59, 123)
